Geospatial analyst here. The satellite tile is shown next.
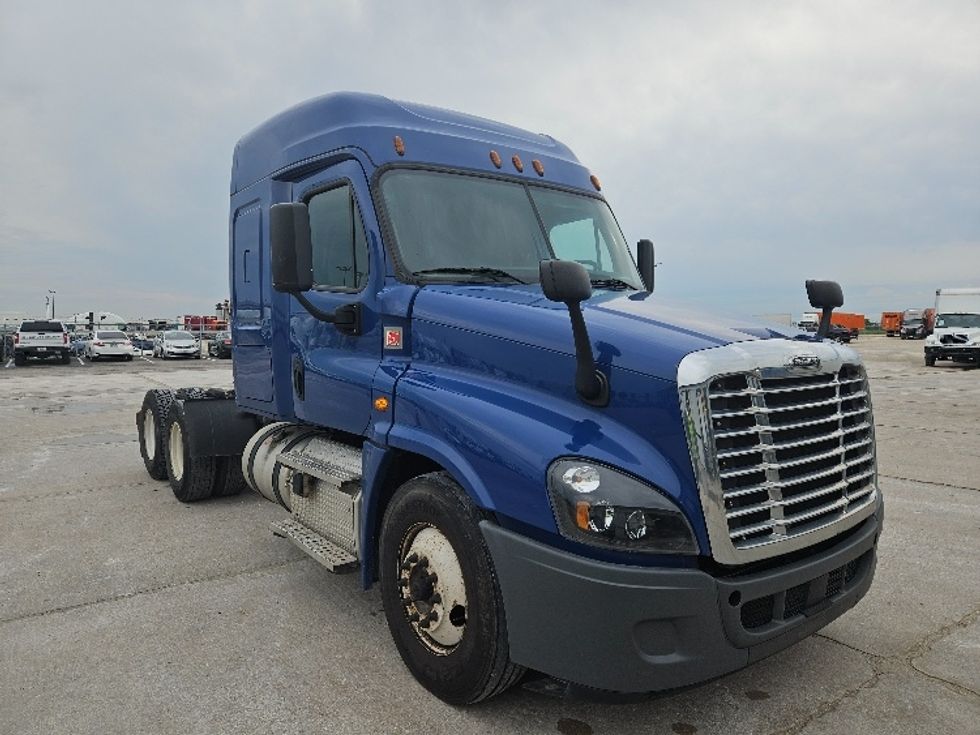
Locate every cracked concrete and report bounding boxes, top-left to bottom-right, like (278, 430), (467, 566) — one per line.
(1, 336), (978, 734)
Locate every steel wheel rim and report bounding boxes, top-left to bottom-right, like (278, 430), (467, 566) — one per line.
(169, 421), (184, 482)
(143, 410), (156, 458)
(398, 523), (468, 654)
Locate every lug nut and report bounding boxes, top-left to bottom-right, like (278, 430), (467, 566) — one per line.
(408, 611), (420, 623)
(430, 593), (441, 604)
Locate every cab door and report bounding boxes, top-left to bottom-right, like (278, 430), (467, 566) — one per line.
(290, 159), (382, 435)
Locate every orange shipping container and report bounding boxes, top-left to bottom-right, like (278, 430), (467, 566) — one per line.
(830, 312), (865, 331)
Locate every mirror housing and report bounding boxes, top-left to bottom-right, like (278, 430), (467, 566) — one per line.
(270, 203), (313, 293)
(636, 239), (655, 293)
(539, 260), (609, 406)
(806, 280), (844, 310)
(540, 258), (592, 304)
(805, 279), (844, 339)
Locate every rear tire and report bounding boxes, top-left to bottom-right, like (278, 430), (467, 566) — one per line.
(137, 389), (174, 480)
(165, 401), (216, 502)
(212, 456), (247, 497)
(14, 352), (26, 366)
(379, 472), (524, 704)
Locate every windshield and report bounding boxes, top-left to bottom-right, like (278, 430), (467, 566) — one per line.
(165, 331), (194, 340)
(936, 313), (980, 328)
(904, 319), (923, 327)
(380, 170), (643, 289)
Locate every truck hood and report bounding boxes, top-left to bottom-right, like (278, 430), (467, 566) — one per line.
(412, 285), (801, 382)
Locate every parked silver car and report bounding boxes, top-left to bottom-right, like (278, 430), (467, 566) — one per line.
(85, 330), (135, 361)
(153, 331), (201, 359)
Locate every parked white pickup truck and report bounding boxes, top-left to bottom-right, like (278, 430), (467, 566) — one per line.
(14, 320), (70, 365)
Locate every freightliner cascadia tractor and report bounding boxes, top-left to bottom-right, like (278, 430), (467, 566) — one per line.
(136, 92), (882, 704)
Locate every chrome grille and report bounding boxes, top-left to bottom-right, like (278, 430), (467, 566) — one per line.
(710, 365), (875, 545)
(679, 340), (879, 565)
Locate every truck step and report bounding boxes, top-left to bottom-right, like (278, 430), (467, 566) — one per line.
(270, 518), (359, 574)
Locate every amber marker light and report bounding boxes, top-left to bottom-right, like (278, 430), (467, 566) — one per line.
(590, 174), (601, 191)
(489, 150), (502, 168)
(393, 136), (405, 156)
(512, 154), (524, 173)
(532, 159), (544, 176)
(575, 501), (591, 531)
(374, 396), (390, 412)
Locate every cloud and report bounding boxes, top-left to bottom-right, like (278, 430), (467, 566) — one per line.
(0, 0), (977, 320)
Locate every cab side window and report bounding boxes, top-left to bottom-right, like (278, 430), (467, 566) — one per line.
(308, 184), (369, 290)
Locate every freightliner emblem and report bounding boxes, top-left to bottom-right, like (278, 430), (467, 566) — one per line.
(786, 354), (821, 369)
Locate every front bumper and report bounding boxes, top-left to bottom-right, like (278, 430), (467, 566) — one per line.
(926, 345), (980, 362)
(481, 507), (881, 693)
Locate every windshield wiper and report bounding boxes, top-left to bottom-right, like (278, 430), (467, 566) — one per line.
(589, 277), (636, 291)
(412, 267), (527, 284)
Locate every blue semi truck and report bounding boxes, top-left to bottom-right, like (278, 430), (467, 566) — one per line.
(136, 92), (882, 704)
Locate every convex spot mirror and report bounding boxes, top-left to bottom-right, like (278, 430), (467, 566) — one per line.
(270, 202), (314, 293)
(805, 280), (844, 310)
(539, 259), (592, 304)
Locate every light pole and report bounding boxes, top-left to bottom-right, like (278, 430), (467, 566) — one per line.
(48, 290), (56, 319)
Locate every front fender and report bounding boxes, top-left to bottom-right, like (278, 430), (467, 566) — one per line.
(387, 365), (691, 542)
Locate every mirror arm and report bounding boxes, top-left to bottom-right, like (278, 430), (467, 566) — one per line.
(293, 293), (362, 335)
(567, 301), (610, 406)
(816, 307), (834, 340)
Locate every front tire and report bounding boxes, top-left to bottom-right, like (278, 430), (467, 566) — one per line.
(379, 472), (524, 704)
(925, 354), (936, 366)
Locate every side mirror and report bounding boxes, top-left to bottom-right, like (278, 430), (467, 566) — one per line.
(270, 203), (313, 293)
(805, 280), (843, 310)
(540, 258), (592, 304)
(539, 260), (608, 406)
(636, 239), (655, 293)
(805, 280), (844, 339)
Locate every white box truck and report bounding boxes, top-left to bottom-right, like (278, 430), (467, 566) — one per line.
(924, 288), (980, 366)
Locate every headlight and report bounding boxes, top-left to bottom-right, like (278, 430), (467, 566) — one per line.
(547, 459), (699, 554)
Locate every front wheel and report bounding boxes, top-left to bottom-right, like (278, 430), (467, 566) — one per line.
(379, 472), (524, 704)
(925, 354), (936, 366)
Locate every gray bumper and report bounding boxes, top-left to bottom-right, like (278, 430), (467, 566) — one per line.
(481, 510), (880, 693)
(926, 345), (980, 361)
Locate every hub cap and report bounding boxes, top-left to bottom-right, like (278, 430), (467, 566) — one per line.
(398, 524), (467, 653)
(168, 422), (184, 482)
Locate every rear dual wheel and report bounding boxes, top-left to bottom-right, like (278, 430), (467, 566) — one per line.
(137, 389), (174, 480)
(164, 400), (246, 502)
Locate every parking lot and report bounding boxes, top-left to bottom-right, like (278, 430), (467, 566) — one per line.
(0, 336), (977, 734)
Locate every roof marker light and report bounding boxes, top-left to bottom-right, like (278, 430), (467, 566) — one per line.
(590, 174), (602, 191)
(393, 136), (405, 156)
(489, 150), (502, 168)
(512, 154), (524, 173)
(532, 159), (545, 176)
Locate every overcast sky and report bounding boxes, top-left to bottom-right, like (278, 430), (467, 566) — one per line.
(1, 1), (978, 322)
